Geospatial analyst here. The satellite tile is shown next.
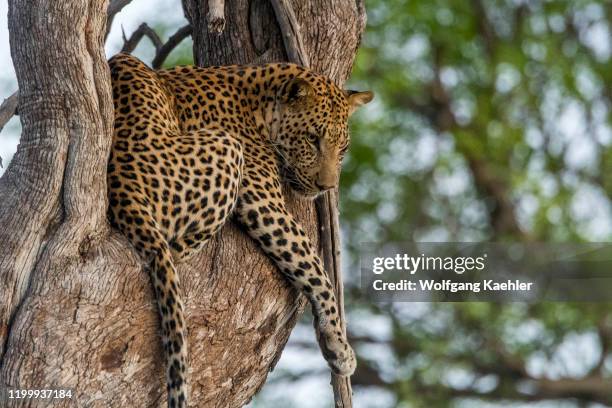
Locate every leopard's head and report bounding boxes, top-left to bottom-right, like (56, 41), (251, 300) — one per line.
(272, 74), (373, 197)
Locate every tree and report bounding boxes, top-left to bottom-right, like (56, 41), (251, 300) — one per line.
(0, 0), (366, 407)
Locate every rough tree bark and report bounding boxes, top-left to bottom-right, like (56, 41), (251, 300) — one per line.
(0, 1), (366, 407)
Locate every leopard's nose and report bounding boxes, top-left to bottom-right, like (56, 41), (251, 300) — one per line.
(315, 181), (335, 191)
(317, 163), (338, 191)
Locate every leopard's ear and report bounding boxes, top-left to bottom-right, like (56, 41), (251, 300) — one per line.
(280, 77), (314, 104)
(346, 90), (374, 115)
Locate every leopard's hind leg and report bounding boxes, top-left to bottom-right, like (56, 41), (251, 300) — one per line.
(164, 130), (244, 262)
(108, 127), (243, 408)
(109, 202), (189, 408)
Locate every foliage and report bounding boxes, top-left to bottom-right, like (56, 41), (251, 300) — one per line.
(336, 0), (612, 406)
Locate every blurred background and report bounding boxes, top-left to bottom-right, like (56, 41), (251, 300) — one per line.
(2, 1), (612, 407)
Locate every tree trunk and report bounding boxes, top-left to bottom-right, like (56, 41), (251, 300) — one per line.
(182, 2), (365, 406)
(0, 1), (365, 407)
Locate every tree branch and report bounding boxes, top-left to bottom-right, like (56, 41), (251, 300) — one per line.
(269, 0), (351, 406)
(0, 91), (19, 168)
(106, 0), (134, 40)
(121, 22), (163, 54)
(466, 156), (525, 238)
(0, 91), (18, 134)
(325, 327), (612, 406)
(316, 192), (354, 407)
(388, 44), (525, 239)
(593, 315), (612, 374)
(409, 376), (612, 405)
(108, 0), (133, 17)
(350, 361), (388, 388)
(121, 23), (193, 69)
(270, 0), (310, 67)
(471, 0), (496, 58)
(151, 25), (193, 69)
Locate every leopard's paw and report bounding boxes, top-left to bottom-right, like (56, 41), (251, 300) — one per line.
(329, 343), (356, 376)
(316, 326), (356, 376)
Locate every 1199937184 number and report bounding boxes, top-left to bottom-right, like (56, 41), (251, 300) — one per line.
(7, 388), (73, 399)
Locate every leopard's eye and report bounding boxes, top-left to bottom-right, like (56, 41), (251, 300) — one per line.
(306, 132), (319, 144)
(339, 144), (349, 156)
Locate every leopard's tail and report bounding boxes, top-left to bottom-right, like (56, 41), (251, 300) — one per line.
(149, 242), (188, 408)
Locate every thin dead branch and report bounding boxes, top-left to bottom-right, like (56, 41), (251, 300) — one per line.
(151, 25), (193, 69)
(0, 91), (18, 136)
(0, 90), (19, 167)
(121, 23), (193, 69)
(269, 1), (352, 406)
(316, 192), (354, 408)
(270, 0), (310, 67)
(121, 23), (163, 54)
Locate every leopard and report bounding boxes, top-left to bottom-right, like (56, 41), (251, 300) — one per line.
(107, 53), (373, 408)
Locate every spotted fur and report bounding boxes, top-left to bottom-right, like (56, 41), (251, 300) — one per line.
(107, 53), (373, 408)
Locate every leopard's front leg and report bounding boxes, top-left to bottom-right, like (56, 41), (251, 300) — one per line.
(235, 166), (355, 375)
